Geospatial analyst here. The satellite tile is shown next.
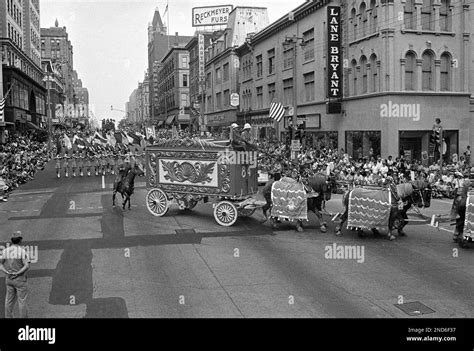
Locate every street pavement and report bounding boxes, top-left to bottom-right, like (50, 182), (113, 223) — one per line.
(0, 161), (473, 318)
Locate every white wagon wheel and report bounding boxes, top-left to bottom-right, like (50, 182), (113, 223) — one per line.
(238, 208), (256, 217)
(146, 188), (169, 217)
(214, 201), (238, 227)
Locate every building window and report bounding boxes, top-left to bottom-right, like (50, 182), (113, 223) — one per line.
(307, 131), (338, 151)
(206, 72), (211, 89)
(346, 131), (381, 160)
(282, 78), (293, 105)
(370, 0), (377, 33)
(215, 67), (221, 84)
(223, 63), (229, 81)
(351, 8), (357, 41)
(256, 86), (263, 109)
(440, 0), (451, 31)
(223, 89), (229, 107)
(360, 2), (367, 37)
(206, 95), (212, 112)
(351, 60), (358, 95)
(440, 52), (452, 91)
(360, 56), (368, 94)
(216, 92), (222, 109)
(303, 28), (314, 61)
(370, 54), (378, 92)
(405, 51), (416, 91)
(267, 49), (275, 75)
(283, 47), (294, 69)
(303, 72), (315, 102)
(421, 0), (433, 31)
(183, 74), (188, 87)
(422, 50), (434, 91)
(268, 83), (276, 104)
(404, 0), (416, 29)
(256, 55), (262, 78)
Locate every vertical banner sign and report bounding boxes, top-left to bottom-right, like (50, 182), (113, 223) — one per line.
(198, 34), (205, 93)
(327, 6), (342, 99)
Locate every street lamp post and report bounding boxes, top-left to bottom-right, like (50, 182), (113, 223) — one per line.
(43, 73), (54, 151)
(283, 35), (306, 159)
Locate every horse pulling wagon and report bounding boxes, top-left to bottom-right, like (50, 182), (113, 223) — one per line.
(145, 138), (262, 226)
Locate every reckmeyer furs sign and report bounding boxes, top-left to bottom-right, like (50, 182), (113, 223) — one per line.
(192, 5), (233, 27)
(327, 6), (342, 99)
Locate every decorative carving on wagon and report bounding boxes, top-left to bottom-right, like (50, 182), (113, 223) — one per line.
(162, 161), (214, 184)
(152, 137), (227, 150)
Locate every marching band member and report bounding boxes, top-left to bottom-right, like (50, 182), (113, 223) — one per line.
(71, 150), (77, 177)
(62, 152), (70, 178)
(100, 151), (107, 176)
(55, 154), (62, 179)
(78, 150), (85, 177)
(85, 148), (93, 177)
(94, 150), (100, 176)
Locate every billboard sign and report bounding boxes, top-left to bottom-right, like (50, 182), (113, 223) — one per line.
(327, 6), (342, 99)
(192, 5), (233, 27)
(198, 34), (205, 93)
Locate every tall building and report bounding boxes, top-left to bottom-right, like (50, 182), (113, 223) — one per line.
(236, 0), (473, 161)
(40, 20), (75, 105)
(147, 8), (192, 122)
(22, 0), (41, 67)
(41, 21), (90, 127)
(41, 59), (65, 123)
(0, 0), (47, 135)
(157, 46), (190, 129)
(204, 7), (270, 131)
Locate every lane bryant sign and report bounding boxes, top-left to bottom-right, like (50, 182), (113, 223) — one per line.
(327, 6), (342, 99)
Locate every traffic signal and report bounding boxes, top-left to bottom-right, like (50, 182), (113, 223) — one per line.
(429, 131), (436, 145)
(295, 129), (301, 140)
(435, 129), (442, 145)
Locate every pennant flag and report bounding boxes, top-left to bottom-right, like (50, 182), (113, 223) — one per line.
(106, 132), (116, 147)
(63, 133), (72, 150)
(163, 3), (168, 16)
(129, 132), (142, 146)
(121, 131), (133, 145)
(73, 134), (86, 149)
(94, 131), (108, 144)
(145, 126), (156, 140)
(269, 101), (285, 123)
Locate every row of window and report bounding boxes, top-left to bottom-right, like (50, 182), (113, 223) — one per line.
(404, 50), (452, 91)
(213, 62), (230, 85)
(404, 0), (452, 32)
(349, 54), (379, 95)
(7, 22), (23, 49)
(7, 0), (22, 27)
(349, 0), (378, 41)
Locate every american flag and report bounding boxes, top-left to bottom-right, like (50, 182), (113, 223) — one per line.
(0, 87), (12, 122)
(269, 101), (285, 122)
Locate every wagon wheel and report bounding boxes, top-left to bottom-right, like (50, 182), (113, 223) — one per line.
(146, 188), (169, 217)
(238, 208), (256, 217)
(214, 201), (238, 227)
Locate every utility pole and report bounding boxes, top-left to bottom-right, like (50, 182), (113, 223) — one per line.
(283, 35), (306, 160)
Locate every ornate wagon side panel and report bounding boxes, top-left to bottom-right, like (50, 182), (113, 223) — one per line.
(465, 191), (474, 235)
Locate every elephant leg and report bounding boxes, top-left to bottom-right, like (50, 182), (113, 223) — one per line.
(335, 211), (347, 236)
(315, 211), (327, 233)
(112, 191), (116, 207)
(296, 220), (304, 232)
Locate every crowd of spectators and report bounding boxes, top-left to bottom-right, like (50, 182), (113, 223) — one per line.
(0, 131), (50, 202)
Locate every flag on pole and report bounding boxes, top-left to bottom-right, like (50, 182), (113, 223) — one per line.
(269, 101), (285, 123)
(163, 3), (168, 16)
(114, 132), (123, 145)
(121, 131), (133, 145)
(106, 132), (116, 147)
(72, 134), (86, 149)
(0, 87), (12, 123)
(63, 133), (72, 150)
(93, 131), (108, 144)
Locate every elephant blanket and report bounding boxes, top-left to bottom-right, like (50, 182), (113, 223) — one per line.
(271, 177), (307, 221)
(347, 187), (392, 230)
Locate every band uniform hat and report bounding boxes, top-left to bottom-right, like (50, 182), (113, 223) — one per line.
(231, 123), (239, 129)
(243, 123), (251, 130)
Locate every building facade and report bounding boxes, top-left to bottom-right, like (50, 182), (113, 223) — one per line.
(147, 8), (192, 123)
(237, 0), (473, 162)
(0, 0), (47, 135)
(157, 47), (190, 129)
(204, 7), (270, 131)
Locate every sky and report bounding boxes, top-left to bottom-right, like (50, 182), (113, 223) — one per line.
(40, 0), (301, 122)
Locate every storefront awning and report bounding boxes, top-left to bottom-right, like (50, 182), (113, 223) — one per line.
(165, 115), (176, 125)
